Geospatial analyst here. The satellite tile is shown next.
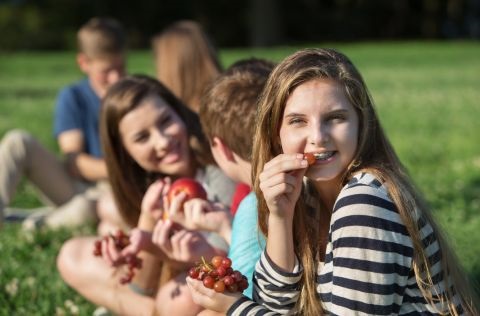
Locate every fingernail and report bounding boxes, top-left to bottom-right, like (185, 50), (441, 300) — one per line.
(300, 160), (308, 167)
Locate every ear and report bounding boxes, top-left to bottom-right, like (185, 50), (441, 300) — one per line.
(212, 136), (235, 161)
(76, 53), (90, 73)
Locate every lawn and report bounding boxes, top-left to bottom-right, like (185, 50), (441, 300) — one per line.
(1, 41), (479, 314)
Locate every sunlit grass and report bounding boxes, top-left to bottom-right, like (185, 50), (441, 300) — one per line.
(1, 41), (479, 313)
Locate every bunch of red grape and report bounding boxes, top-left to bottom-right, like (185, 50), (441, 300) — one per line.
(188, 256), (248, 293)
(93, 229), (143, 285)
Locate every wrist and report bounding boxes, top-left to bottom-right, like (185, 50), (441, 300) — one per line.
(137, 213), (156, 231)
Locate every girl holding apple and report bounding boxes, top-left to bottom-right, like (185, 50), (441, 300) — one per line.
(57, 75), (235, 316)
(186, 48), (479, 315)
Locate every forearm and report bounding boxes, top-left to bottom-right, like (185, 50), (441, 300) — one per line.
(66, 152), (108, 181)
(131, 213), (162, 291)
(218, 217), (232, 244)
(266, 215), (295, 272)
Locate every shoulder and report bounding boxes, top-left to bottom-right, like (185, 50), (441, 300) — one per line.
(335, 172), (394, 212)
(198, 165), (236, 204)
(56, 79), (88, 106)
(233, 192), (257, 223)
(332, 172), (408, 234)
(237, 192), (257, 210)
(202, 165), (236, 188)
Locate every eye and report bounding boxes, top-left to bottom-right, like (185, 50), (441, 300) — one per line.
(158, 114), (173, 128)
(286, 115), (306, 126)
(327, 113), (347, 123)
(133, 131), (149, 143)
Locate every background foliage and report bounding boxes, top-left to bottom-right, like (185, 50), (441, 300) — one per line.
(0, 0), (479, 50)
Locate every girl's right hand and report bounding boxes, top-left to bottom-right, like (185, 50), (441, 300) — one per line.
(100, 229), (162, 266)
(259, 153), (308, 219)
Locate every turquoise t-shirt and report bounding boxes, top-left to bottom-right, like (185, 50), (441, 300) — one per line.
(228, 192), (265, 299)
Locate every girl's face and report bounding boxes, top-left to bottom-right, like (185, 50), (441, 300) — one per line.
(119, 94), (192, 177)
(279, 79), (358, 186)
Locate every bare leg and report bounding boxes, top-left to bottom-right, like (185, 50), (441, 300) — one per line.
(155, 272), (204, 316)
(57, 236), (156, 316)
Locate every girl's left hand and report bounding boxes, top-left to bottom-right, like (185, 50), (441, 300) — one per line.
(182, 199), (231, 233)
(141, 177), (171, 221)
(151, 220), (218, 263)
(186, 276), (242, 313)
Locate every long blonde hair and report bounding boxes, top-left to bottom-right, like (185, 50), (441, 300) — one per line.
(252, 48), (479, 315)
(152, 20), (222, 113)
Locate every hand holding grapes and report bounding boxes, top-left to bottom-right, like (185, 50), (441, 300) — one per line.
(186, 256), (247, 314)
(93, 230), (143, 284)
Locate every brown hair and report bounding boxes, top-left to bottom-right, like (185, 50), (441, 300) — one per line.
(100, 74), (214, 227)
(199, 58), (274, 161)
(252, 48), (479, 315)
(77, 17), (126, 59)
(152, 20), (222, 112)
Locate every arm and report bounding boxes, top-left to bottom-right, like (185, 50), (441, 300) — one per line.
(186, 251), (302, 315)
(326, 180), (413, 314)
(58, 130), (108, 181)
(186, 154), (309, 315)
(228, 193), (265, 299)
(54, 84), (107, 181)
(259, 153), (307, 272)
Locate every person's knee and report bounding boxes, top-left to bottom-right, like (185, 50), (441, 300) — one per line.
(1, 129), (35, 157)
(155, 273), (202, 316)
(57, 238), (81, 285)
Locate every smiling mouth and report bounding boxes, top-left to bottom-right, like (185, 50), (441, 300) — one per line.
(313, 151), (335, 161)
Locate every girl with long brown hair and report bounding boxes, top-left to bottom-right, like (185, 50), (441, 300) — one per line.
(187, 48), (479, 315)
(57, 74), (235, 316)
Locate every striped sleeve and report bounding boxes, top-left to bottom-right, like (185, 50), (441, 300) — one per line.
(227, 251), (302, 315)
(325, 180), (414, 315)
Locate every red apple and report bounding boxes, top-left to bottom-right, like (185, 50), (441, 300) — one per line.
(163, 177), (207, 220)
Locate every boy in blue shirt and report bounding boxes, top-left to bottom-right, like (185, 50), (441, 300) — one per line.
(0, 17), (126, 229)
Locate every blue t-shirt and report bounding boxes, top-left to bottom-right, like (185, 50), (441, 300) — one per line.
(53, 78), (102, 158)
(228, 192), (265, 299)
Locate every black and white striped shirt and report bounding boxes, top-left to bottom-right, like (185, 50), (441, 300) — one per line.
(227, 173), (463, 315)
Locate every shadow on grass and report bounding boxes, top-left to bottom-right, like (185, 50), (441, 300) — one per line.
(0, 87), (56, 99)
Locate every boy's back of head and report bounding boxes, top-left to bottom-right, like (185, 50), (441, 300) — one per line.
(77, 17), (126, 59)
(200, 58), (275, 162)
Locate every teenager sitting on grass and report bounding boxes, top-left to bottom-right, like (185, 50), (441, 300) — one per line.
(57, 74), (235, 316)
(0, 17), (126, 230)
(151, 21), (251, 216)
(179, 58), (275, 306)
(187, 48), (480, 315)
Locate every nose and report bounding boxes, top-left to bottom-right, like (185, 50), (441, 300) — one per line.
(309, 122), (329, 146)
(152, 130), (170, 152)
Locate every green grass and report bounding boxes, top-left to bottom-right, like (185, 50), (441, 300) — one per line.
(1, 41), (479, 314)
